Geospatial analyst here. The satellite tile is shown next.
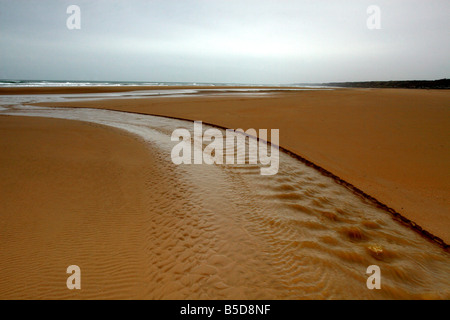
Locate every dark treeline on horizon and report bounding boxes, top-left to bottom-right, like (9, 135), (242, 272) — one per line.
(323, 78), (449, 89)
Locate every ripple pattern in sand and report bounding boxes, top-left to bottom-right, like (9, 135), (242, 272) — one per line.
(0, 103), (449, 299)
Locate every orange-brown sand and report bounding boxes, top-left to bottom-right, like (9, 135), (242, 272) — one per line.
(1, 88), (450, 300)
(0, 115), (300, 299)
(0, 116), (158, 299)
(22, 87), (450, 244)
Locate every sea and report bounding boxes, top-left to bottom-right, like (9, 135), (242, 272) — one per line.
(0, 79), (325, 88)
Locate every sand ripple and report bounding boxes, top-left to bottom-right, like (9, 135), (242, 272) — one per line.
(0, 103), (449, 299)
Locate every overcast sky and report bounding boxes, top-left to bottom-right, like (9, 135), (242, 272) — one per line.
(0, 0), (448, 84)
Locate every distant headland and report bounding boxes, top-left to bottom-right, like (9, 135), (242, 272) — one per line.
(320, 78), (450, 89)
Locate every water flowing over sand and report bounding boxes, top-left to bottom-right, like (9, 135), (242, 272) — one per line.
(0, 102), (449, 299)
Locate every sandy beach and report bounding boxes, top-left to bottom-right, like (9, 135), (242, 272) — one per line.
(0, 87), (449, 300)
(0, 116), (162, 298)
(17, 86), (449, 244)
(2, 0), (450, 305)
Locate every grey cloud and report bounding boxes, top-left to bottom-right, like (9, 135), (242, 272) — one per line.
(0, 0), (448, 83)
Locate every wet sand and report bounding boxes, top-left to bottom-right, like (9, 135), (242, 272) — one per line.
(1, 111), (449, 300)
(18, 86), (449, 244)
(0, 116), (158, 298)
